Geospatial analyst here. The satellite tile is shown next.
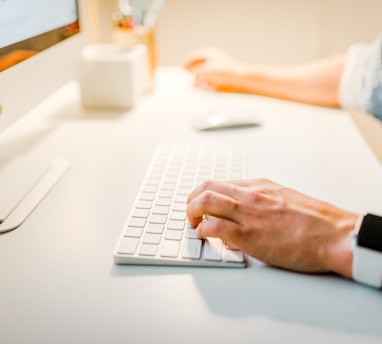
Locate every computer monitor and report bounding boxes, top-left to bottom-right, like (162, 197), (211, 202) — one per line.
(0, 0), (85, 133)
(0, 0), (86, 233)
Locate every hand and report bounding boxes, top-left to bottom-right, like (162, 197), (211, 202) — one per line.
(183, 47), (249, 93)
(187, 179), (358, 278)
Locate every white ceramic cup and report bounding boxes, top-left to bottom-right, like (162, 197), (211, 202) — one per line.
(79, 43), (148, 109)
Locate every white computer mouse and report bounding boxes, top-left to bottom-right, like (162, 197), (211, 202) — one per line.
(192, 109), (261, 131)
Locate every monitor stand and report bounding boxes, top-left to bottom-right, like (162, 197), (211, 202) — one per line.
(0, 157), (70, 233)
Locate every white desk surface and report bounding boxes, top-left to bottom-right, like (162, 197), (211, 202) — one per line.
(1, 67), (382, 344)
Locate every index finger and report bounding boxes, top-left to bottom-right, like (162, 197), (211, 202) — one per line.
(183, 55), (208, 71)
(187, 181), (241, 227)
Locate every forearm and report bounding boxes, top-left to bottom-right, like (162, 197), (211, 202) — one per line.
(236, 54), (346, 107)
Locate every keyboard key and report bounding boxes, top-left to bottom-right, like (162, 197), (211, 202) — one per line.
(169, 211), (186, 221)
(149, 214), (167, 224)
(128, 218), (146, 228)
(224, 249), (245, 263)
(167, 220), (184, 230)
(139, 244), (159, 256)
(177, 187), (191, 195)
(158, 190), (173, 198)
(164, 230), (183, 241)
(152, 206), (169, 215)
(181, 239), (202, 259)
(140, 192), (156, 201)
(146, 178), (160, 186)
(172, 203), (187, 212)
(203, 238), (223, 261)
(118, 237), (139, 254)
(146, 223), (164, 234)
(179, 180), (193, 188)
(185, 228), (198, 239)
(163, 176), (177, 184)
(131, 209), (150, 218)
(161, 183), (176, 191)
(155, 197), (172, 206)
(142, 233), (162, 244)
(160, 240), (180, 258)
(136, 200), (153, 209)
(124, 227), (143, 237)
(142, 185), (158, 193)
(174, 195), (187, 203)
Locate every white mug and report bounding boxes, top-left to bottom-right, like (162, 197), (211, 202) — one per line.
(79, 43), (148, 109)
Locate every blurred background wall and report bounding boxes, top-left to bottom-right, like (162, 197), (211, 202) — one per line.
(87, 0), (382, 65)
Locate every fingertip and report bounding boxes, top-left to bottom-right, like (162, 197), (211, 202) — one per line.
(183, 55), (208, 72)
(183, 60), (193, 71)
(186, 212), (203, 230)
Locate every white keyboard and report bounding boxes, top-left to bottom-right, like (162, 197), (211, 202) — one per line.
(113, 145), (247, 267)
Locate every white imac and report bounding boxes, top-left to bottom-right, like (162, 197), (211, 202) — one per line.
(0, 0), (86, 233)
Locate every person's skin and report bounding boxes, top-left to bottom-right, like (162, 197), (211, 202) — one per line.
(183, 47), (346, 108)
(187, 179), (359, 279)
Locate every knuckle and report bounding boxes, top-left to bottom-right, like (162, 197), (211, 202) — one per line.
(200, 189), (214, 204)
(230, 197), (240, 212)
(199, 179), (214, 191)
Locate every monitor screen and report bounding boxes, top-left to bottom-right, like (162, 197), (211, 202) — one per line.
(0, 0), (80, 72)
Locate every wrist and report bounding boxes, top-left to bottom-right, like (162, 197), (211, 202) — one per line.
(325, 211), (359, 278)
